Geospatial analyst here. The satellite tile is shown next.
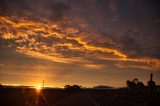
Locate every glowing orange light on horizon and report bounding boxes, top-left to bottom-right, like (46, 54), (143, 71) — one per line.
(35, 85), (42, 93)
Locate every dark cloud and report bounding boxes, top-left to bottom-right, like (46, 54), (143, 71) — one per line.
(0, 0), (8, 15)
(0, 0), (70, 22)
(120, 29), (143, 58)
(119, 28), (160, 58)
(49, 2), (70, 21)
(1, 0), (159, 60)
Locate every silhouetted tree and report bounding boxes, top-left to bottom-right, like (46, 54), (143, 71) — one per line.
(126, 80), (136, 89)
(72, 85), (81, 90)
(0, 84), (3, 88)
(132, 78), (139, 84)
(126, 79), (144, 89)
(137, 82), (144, 88)
(64, 85), (82, 91)
(64, 85), (71, 90)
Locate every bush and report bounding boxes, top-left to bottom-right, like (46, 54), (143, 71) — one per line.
(126, 79), (144, 89)
(0, 84), (3, 88)
(64, 85), (82, 91)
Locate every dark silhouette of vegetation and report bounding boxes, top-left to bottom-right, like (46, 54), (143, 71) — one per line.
(126, 78), (144, 89)
(64, 85), (82, 91)
(0, 84), (3, 88)
(64, 85), (71, 90)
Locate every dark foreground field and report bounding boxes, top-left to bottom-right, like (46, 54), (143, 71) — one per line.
(0, 87), (160, 106)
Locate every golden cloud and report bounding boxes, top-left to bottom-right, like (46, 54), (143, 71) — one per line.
(0, 16), (160, 70)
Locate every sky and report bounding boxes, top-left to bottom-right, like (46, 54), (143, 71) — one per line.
(0, 0), (160, 88)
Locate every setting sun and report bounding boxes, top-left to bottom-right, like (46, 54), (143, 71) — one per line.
(35, 85), (42, 92)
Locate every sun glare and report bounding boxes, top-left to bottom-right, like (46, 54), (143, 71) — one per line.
(35, 85), (42, 92)
(36, 85), (41, 90)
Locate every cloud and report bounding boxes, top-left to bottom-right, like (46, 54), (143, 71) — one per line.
(119, 28), (160, 59)
(0, 46), (78, 76)
(0, 0), (70, 22)
(83, 64), (105, 69)
(115, 63), (153, 71)
(0, 16), (128, 63)
(108, 0), (118, 13)
(0, 63), (5, 68)
(1, 15), (160, 71)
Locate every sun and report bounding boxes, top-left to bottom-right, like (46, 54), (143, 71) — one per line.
(35, 85), (42, 93)
(36, 85), (42, 90)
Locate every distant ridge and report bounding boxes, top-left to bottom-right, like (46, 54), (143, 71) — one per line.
(93, 85), (113, 89)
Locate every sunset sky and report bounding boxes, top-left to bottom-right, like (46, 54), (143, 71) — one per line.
(0, 0), (160, 88)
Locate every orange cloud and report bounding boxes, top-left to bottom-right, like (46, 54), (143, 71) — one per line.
(0, 16), (160, 71)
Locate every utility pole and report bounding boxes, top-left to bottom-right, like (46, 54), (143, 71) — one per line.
(148, 74), (152, 106)
(147, 73), (155, 106)
(42, 80), (44, 89)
